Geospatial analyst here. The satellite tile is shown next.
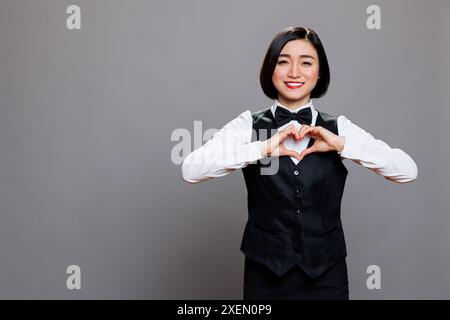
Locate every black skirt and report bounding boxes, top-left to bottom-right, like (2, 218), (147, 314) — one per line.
(243, 257), (349, 300)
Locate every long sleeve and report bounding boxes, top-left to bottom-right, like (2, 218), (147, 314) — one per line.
(337, 115), (418, 183)
(181, 110), (264, 184)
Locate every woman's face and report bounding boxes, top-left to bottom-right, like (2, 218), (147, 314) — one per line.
(272, 39), (320, 109)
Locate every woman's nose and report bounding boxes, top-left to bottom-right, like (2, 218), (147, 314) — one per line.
(288, 64), (301, 78)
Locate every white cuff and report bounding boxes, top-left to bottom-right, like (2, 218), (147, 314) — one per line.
(338, 136), (364, 160)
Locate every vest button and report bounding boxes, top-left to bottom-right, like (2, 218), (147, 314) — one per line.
(293, 188), (300, 195)
(295, 208), (301, 215)
(293, 170), (299, 175)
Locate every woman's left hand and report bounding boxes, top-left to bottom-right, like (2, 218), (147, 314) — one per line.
(297, 124), (345, 161)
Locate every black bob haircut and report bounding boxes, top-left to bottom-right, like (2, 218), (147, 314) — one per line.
(259, 26), (330, 100)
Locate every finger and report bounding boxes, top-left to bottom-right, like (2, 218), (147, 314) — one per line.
(300, 126), (319, 139)
(280, 126), (300, 141)
(285, 150), (300, 160)
(281, 124), (294, 137)
(299, 145), (317, 160)
(288, 125), (300, 139)
(298, 124), (310, 138)
(279, 129), (290, 141)
(282, 125), (300, 140)
(293, 127), (301, 140)
(298, 127), (309, 140)
(285, 150), (302, 160)
(285, 124), (296, 136)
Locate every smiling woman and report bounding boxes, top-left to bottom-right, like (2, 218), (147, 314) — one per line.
(181, 26), (418, 300)
(272, 40), (320, 108)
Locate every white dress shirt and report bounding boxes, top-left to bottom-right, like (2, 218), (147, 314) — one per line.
(182, 99), (418, 184)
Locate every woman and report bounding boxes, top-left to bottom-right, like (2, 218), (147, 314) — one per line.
(181, 26), (418, 300)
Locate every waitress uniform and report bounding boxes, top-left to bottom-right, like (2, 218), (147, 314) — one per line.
(240, 102), (349, 300)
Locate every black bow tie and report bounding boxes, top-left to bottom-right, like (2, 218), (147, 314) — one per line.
(274, 106), (312, 128)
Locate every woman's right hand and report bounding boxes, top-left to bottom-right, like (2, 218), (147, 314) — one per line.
(260, 124), (302, 160)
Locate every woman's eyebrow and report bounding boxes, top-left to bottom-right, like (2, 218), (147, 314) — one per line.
(278, 54), (316, 60)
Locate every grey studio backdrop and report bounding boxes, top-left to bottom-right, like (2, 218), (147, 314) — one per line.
(0, 0), (448, 299)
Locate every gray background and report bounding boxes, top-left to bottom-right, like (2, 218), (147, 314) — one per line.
(0, 0), (448, 299)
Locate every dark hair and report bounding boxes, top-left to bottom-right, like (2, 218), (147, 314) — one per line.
(259, 26), (330, 100)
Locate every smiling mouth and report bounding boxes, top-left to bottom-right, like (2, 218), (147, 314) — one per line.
(285, 82), (305, 89)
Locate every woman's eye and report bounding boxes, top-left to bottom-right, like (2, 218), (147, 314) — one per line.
(277, 61), (311, 66)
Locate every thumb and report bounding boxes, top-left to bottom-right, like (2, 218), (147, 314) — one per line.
(285, 150), (302, 160)
(299, 146), (316, 161)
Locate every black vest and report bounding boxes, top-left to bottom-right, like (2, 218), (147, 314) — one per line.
(240, 107), (348, 278)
